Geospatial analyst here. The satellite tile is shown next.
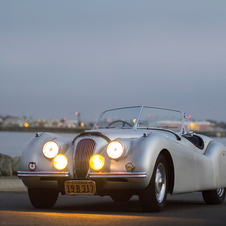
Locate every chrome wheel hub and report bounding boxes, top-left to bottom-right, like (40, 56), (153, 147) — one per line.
(155, 163), (166, 203)
(217, 188), (225, 197)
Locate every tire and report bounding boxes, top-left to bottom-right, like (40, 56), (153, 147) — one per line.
(28, 188), (59, 208)
(139, 154), (168, 212)
(202, 188), (225, 205)
(110, 193), (132, 202)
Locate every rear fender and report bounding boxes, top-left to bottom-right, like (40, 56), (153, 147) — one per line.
(205, 142), (226, 189)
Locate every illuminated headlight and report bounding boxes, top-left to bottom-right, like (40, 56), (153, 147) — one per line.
(89, 154), (105, 171)
(43, 141), (59, 158)
(53, 154), (68, 170)
(107, 140), (124, 160)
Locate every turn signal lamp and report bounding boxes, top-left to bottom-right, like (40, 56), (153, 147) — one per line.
(53, 154), (68, 170)
(89, 154), (105, 171)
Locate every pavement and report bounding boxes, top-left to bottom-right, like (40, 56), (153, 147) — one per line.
(0, 176), (27, 191)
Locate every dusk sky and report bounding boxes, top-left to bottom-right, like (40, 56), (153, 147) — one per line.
(1, 1), (226, 123)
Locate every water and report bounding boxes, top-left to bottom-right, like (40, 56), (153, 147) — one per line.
(211, 137), (226, 146)
(0, 131), (77, 157)
(1, 131), (226, 157)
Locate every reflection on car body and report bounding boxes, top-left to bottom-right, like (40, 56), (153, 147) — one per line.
(18, 106), (226, 212)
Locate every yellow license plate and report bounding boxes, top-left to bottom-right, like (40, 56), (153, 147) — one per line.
(64, 180), (96, 195)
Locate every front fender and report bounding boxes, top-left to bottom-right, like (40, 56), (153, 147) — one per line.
(97, 133), (170, 189)
(130, 134), (170, 183)
(19, 132), (73, 174)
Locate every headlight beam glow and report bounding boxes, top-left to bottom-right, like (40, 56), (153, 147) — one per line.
(107, 141), (124, 160)
(42, 141), (59, 159)
(89, 154), (105, 171)
(53, 154), (68, 170)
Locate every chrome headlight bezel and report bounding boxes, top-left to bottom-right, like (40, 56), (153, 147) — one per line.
(107, 140), (124, 160)
(42, 141), (59, 159)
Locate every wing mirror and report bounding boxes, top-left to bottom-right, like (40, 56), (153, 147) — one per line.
(183, 130), (194, 137)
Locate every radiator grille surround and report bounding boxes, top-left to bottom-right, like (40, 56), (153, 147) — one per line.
(74, 139), (95, 178)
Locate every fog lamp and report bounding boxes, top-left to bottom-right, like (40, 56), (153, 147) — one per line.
(89, 154), (105, 171)
(53, 154), (68, 170)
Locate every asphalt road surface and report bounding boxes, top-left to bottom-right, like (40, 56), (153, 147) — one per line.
(0, 191), (226, 226)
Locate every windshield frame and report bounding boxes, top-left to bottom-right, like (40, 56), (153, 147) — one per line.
(136, 106), (184, 133)
(93, 105), (185, 135)
(93, 106), (142, 130)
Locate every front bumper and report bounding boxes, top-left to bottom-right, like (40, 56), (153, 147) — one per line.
(18, 171), (70, 177)
(18, 171), (146, 178)
(89, 172), (146, 178)
(18, 171), (148, 191)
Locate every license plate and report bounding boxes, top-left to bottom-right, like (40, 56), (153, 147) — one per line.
(64, 180), (96, 195)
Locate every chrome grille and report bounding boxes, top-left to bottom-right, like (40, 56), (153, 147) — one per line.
(74, 139), (95, 178)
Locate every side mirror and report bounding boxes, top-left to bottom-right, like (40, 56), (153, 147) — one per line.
(183, 131), (194, 137)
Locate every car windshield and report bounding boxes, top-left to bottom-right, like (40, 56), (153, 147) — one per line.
(137, 107), (183, 132)
(94, 106), (183, 132)
(94, 106), (140, 129)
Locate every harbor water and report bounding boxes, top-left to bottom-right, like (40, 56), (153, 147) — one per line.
(1, 131), (226, 158)
(0, 131), (77, 157)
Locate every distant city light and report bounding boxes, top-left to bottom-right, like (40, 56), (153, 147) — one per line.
(24, 123), (29, 127)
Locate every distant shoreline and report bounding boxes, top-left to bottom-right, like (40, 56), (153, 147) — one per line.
(0, 126), (91, 133)
(0, 126), (225, 137)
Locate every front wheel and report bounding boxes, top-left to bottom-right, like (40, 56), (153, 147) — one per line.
(139, 154), (168, 212)
(202, 188), (225, 205)
(28, 188), (59, 208)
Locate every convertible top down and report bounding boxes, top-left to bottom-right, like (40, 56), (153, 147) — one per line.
(18, 106), (226, 212)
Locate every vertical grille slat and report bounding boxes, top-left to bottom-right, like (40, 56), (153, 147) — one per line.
(74, 139), (95, 178)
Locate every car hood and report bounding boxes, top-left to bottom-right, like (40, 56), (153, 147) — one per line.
(80, 128), (176, 141)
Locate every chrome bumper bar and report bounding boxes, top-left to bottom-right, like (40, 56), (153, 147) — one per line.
(18, 171), (146, 178)
(17, 171), (70, 177)
(89, 172), (146, 178)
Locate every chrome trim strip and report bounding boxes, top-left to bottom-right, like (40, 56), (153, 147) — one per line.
(89, 172), (146, 178)
(17, 171), (70, 177)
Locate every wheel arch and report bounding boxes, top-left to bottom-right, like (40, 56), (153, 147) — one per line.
(159, 149), (175, 194)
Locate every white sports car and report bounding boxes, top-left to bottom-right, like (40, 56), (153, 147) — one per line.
(18, 106), (226, 212)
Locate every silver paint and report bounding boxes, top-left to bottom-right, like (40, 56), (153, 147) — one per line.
(19, 106), (226, 196)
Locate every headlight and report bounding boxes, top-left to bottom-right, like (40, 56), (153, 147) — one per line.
(43, 141), (59, 158)
(53, 154), (68, 170)
(107, 140), (124, 160)
(89, 154), (105, 171)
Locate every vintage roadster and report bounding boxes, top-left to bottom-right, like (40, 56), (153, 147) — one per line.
(18, 106), (226, 212)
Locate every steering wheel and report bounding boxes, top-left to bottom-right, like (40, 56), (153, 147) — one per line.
(107, 120), (132, 128)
